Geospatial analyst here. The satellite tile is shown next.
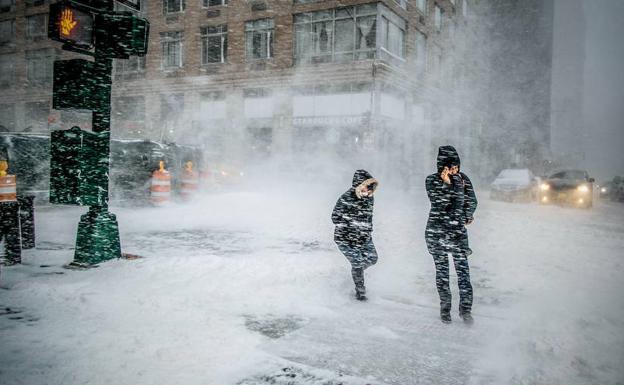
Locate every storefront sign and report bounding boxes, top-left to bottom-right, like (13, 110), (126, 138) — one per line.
(292, 115), (368, 127)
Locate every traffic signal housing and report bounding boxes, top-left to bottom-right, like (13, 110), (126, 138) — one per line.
(52, 59), (99, 111)
(95, 12), (149, 59)
(48, 1), (95, 50)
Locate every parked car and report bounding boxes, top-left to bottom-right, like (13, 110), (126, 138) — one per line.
(538, 169), (595, 208)
(0, 133), (51, 203)
(598, 176), (624, 202)
(0, 132), (204, 205)
(490, 168), (538, 202)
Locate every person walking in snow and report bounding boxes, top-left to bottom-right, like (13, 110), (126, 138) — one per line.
(332, 170), (379, 301)
(425, 146), (477, 323)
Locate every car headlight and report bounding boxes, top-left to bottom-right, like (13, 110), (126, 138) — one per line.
(540, 183), (550, 191)
(577, 184), (589, 193)
(601, 187), (607, 193)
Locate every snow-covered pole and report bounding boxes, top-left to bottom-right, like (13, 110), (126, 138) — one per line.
(47, 0), (149, 266)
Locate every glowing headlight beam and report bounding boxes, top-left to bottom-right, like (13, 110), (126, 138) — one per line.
(577, 185), (589, 193)
(540, 183), (550, 191)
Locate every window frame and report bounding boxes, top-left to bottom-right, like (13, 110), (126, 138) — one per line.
(202, 0), (227, 7)
(245, 18), (274, 61)
(160, 31), (184, 69)
(0, 53), (15, 87)
(293, 4), (379, 65)
(0, 19), (14, 44)
(26, 13), (47, 40)
(163, 0), (185, 15)
(201, 25), (228, 65)
(415, 0), (427, 15)
(26, 48), (55, 85)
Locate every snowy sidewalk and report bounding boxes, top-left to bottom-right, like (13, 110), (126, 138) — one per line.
(1, 190), (623, 385)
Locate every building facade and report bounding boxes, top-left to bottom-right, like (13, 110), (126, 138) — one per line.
(1, 0), (472, 182)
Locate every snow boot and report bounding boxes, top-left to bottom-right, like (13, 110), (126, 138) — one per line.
(440, 311), (451, 324)
(460, 311), (474, 325)
(355, 287), (367, 301)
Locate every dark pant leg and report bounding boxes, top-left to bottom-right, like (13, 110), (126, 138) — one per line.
(337, 242), (365, 291)
(432, 251), (451, 313)
(351, 266), (365, 292)
(452, 252), (473, 314)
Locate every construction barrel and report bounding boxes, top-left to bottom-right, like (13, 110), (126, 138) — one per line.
(151, 160), (171, 206)
(180, 161), (199, 201)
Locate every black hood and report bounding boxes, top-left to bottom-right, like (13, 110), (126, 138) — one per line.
(437, 145), (461, 173)
(352, 169), (374, 187)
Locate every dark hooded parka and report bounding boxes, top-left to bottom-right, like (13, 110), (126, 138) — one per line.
(425, 146), (477, 256)
(332, 170), (376, 247)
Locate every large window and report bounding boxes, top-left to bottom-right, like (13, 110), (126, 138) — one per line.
(201, 25), (227, 64)
(163, 0), (185, 14)
(245, 18), (274, 60)
(114, 96), (145, 122)
(392, 0), (406, 10)
(26, 48), (54, 85)
(25, 101), (49, 132)
(294, 4), (377, 64)
(115, 56), (146, 75)
(160, 93), (184, 137)
(25, 0), (46, 6)
(160, 31), (184, 69)
(434, 4), (443, 32)
(380, 15), (405, 60)
(203, 0), (226, 6)
(416, 0), (426, 14)
(0, 19), (14, 45)
(0, 54), (14, 87)
(415, 30), (427, 74)
(0, 104), (15, 131)
(0, 0), (15, 13)
(26, 13), (47, 39)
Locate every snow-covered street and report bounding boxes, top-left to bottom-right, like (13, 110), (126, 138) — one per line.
(1, 187), (623, 385)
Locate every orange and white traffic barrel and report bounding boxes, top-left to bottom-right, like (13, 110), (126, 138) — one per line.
(180, 161), (199, 201)
(151, 160), (171, 206)
(0, 160), (16, 202)
(199, 168), (211, 190)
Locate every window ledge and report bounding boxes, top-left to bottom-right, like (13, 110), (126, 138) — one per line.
(379, 47), (406, 63)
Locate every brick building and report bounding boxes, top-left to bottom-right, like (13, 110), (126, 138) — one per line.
(1, 0), (471, 180)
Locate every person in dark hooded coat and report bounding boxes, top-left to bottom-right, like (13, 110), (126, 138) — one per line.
(425, 146), (477, 323)
(332, 170), (379, 300)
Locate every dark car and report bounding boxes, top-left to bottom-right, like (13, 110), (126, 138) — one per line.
(598, 176), (624, 202)
(538, 169), (595, 209)
(0, 133), (51, 202)
(490, 168), (538, 202)
(0, 132), (204, 205)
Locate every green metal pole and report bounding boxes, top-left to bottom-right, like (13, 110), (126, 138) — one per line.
(73, 10), (121, 265)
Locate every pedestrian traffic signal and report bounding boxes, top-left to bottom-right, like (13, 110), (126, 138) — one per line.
(95, 12), (149, 58)
(48, 1), (94, 50)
